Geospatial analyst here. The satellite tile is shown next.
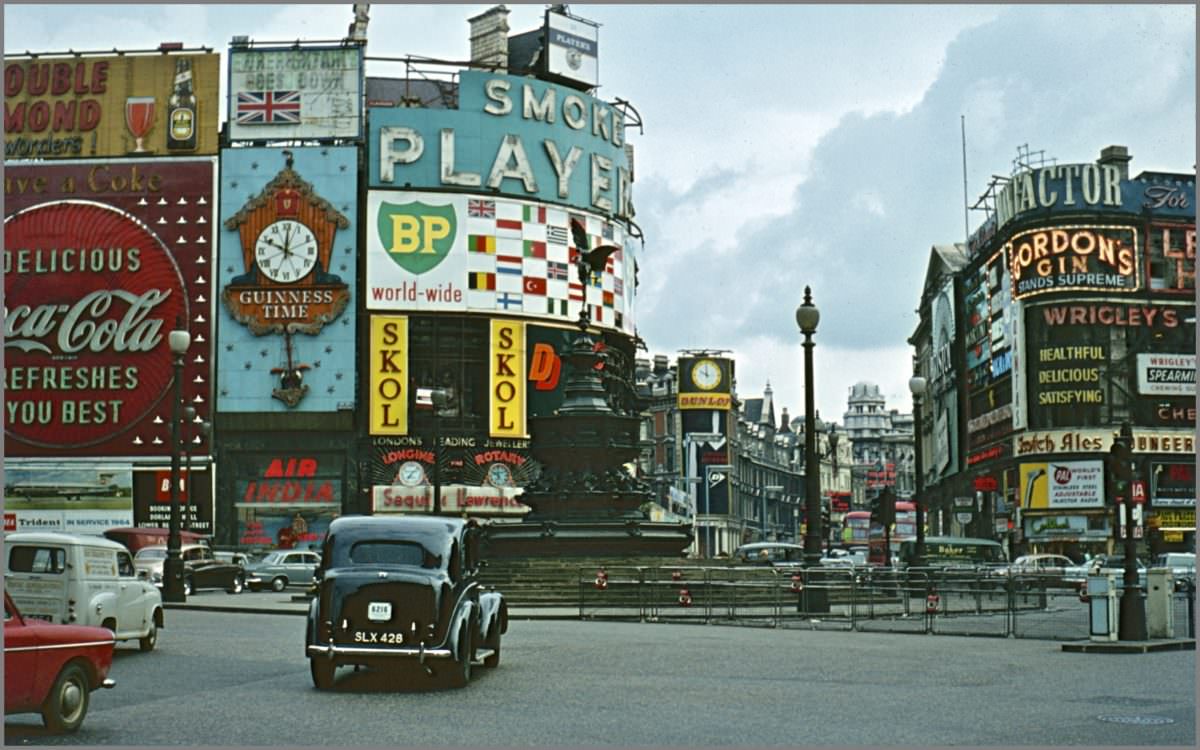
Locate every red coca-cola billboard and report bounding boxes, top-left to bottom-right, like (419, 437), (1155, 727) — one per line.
(4, 158), (215, 457)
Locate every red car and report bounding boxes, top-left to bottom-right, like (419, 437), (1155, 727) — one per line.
(4, 591), (116, 732)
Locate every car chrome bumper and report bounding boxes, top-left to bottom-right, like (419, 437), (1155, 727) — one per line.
(307, 643), (452, 663)
(101, 678), (116, 689)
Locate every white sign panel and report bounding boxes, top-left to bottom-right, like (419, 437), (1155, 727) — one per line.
(1047, 460), (1104, 509)
(1136, 353), (1196, 396)
(371, 485), (530, 516)
(228, 47), (362, 141)
(5, 509), (134, 534)
(545, 11), (599, 88)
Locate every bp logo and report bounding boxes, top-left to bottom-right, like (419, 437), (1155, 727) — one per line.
(376, 201), (457, 274)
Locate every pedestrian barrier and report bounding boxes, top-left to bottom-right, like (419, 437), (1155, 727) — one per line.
(575, 565), (1197, 642)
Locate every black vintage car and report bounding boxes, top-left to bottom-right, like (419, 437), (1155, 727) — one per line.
(305, 516), (507, 690)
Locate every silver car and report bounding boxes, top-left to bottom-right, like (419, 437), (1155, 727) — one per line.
(244, 550), (321, 592)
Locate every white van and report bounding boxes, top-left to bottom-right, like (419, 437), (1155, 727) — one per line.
(5, 531), (164, 651)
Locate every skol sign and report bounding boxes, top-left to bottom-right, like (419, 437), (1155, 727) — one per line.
(370, 315), (409, 435)
(490, 319), (526, 438)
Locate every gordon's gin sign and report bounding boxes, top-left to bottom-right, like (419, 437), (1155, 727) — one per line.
(3, 159), (215, 456)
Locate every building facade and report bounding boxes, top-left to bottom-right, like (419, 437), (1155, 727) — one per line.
(912, 145), (1196, 560)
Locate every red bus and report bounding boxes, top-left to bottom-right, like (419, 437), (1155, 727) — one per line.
(840, 511), (871, 547)
(867, 501), (916, 565)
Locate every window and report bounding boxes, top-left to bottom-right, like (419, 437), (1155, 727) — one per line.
(408, 316), (489, 432)
(348, 541), (439, 568)
(9, 546), (66, 574)
(117, 552), (136, 577)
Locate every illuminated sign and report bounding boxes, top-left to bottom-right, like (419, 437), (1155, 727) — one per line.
(1136, 353), (1195, 396)
(1147, 224), (1195, 294)
(1036, 302), (1181, 328)
(369, 316), (409, 435)
(4, 159), (214, 458)
(234, 455), (342, 506)
(995, 163), (1123, 230)
(490, 319), (527, 437)
(1016, 429), (1195, 457)
(1032, 344), (1105, 407)
(369, 70), (632, 219)
(677, 356), (733, 411)
(1151, 462), (1195, 508)
(545, 9), (600, 88)
(1008, 225), (1138, 299)
(4, 52), (219, 158)
(227, 46), (363, 142)
(365, 191), (636, 334)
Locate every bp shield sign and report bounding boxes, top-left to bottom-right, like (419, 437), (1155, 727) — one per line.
(376, 201), (456, 274)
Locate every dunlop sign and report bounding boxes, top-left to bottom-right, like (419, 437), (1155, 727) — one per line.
(370, 316), (408, 435)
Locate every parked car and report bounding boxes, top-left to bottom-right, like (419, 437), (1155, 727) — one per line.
(5, 591), (117, 732)
(133, 544), (246, 595)
(102, 527), (209, 555)
(1087, 554), (1148, 590)
(992, 554), (1083, 587)
(5, 531), (164, 651)
(214, 551), (257, 569)
(305, 516), (507, 690)
(1152, 552), (1195, 590)
(245, 549), (321, 592)
(732, 542), (805, 566)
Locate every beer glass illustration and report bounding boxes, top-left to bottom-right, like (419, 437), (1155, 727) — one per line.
(125, 96), (156, 153)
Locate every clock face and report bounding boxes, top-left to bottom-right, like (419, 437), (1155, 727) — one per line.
(396, 461), (426, 487)
(486, 462), (513, 488)
(692, 359), (722, 391)
(254, 219), (319, 283)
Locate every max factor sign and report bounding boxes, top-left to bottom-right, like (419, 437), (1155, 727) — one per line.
(995, 163), (1122, 231)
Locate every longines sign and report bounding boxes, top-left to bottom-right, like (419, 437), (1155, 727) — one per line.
(1015, 429), (1195, 457)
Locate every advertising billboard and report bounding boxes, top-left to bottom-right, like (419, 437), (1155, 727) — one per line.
(227, 45), (363, 142)
(216, 146), (358, 412)
(3, 463), (134, 533)
(369, 70), (632, 220)
(676, 356), (733, 410)
(4, 52), (219, 159)
(1017, 460), (1105, 510)
(365, 191), (636, 334)
(4, 158), (215, 458)
(1008, 224), (1138, 300)
(544, 9), (600, 88)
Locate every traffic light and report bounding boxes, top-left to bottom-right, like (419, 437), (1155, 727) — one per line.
(1107, 428), (1133, 503)
(878, 487), (896, 528)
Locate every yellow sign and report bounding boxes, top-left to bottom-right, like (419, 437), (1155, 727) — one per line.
(1153, 509), (1195, 529)
(4, 52), (220, 159)
(370, 316), (408, 435)
(490, 319), (526, 438)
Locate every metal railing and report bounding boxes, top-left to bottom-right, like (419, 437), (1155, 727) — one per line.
(576, 565), (1198, 641)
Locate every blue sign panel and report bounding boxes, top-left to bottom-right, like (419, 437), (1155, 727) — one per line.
(216, 145), (358, 412)
(368, 70), (632, 220)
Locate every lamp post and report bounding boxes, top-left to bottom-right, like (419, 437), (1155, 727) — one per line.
(162, 324), (190, 603)
(1113, 422), (1147, 641)
(908, 375), (927, 568)
(795, 286), (827, 612)
(825, 424), (839, 551)
(427, 387), (450, 515)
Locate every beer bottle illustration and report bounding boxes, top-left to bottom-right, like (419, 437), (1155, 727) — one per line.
(166, 58), (197, 151)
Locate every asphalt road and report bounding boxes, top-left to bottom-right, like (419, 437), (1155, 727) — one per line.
(5, 609), (1194, 746)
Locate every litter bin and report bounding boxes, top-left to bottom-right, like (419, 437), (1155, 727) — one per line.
(1088, 573), (1117, 642)
(1146, 567), (1174, 639)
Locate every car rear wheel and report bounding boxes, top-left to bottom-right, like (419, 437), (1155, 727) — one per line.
(228, 575), (245, 594)
(271, 577), (287, 592)
(310, 658), (335, 690)
(41, 662), (90, 733)
(447, 619), (474, 688)
(139, 622), (158, 652)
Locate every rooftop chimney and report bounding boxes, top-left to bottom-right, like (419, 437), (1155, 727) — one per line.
(468, 5), (509, 71)
(1098, 145), (1132, 180)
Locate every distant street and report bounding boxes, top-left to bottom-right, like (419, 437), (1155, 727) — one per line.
(5, 609), (1194, 746)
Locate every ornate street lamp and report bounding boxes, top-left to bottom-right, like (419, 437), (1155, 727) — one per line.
(426, 387), (451, 515)
(908, 375), (927, 568)
(795, 286), (827, 612)
(162, 325), (190, 603)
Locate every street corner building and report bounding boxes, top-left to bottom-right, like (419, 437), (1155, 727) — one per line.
(909, 145), (1195, 562)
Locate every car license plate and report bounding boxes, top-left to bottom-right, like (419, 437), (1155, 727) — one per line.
(367, 601), (392, 621)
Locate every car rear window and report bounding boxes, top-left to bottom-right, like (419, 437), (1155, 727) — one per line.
(9, 546), (66, 574)
(348, 541), (440, 568)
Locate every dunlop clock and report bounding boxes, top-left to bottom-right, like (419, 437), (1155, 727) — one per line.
(691, 358), (723, 391)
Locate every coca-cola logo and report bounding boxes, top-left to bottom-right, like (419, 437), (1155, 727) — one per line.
(3, 200), (186, 448)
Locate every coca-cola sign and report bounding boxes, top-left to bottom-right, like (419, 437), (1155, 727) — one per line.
(3, 158), (215, 457)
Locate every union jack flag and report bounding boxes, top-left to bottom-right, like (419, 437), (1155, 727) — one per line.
(236, 91), (301, 124)
(468, 199), (495, 218)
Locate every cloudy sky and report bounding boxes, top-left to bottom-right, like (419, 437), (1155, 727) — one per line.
(6, 3), (1195, 423)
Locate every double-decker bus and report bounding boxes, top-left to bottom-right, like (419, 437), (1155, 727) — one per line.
(841, 511), (871, 547)
(867, 500), (916, 565)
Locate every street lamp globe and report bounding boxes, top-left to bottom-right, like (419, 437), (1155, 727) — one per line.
(169, 329), (191, 355)
(795, 287), (819, 333)
(908, 375), (927, 396)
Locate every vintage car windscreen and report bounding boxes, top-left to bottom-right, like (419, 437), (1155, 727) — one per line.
(348, 541), (441, 569)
